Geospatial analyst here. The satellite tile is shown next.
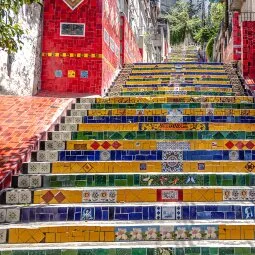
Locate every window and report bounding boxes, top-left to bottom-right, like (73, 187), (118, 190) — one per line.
(60, 23), (85, 37)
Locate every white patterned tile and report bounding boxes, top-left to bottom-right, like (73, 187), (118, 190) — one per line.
(6, 208), (20, 223)
(166, 115), (183, 123)
(161, 207), (176, 220)
(39, 163), (51, 173)
(18, 175), (30, 188)
(71, 110), (87, 117)
(157, 142), (190, 151)
(161, 162), (183, 172)
(37, 151), (58, 162)
(80, 98), (96, 104)
(59, 124), (77, 132)
(100, 151), (111, 161)
(65, 116), (82, 124)
(6, 190), (19, 204)
(229, 151), (239, 160)
(82, 190), (116, 203)
(47, 151), (59, 162)
(28, 163), (51, 174)
(51, 132), (71, 141)
(27, 163), (40, 174)
(62, 132), (72, 141)
(18, 190), (32, 204)
(75, 103), (91, 110)
(37, 151), (47, 161)
(29, 175), (42, 188)
(162, 151), (183, 161)
(45, 141), (65, 151)
(0, 229), (7, 243)
(0, 209), (6, 223)
(161, 190), (179, 201)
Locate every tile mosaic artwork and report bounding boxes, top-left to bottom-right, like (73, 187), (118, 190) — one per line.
(1, 47), (255, 250)
(1, 248), (255, 255)
(0, 224), (254, 244)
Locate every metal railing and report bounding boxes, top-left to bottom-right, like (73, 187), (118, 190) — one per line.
(239, 12), (255, 22)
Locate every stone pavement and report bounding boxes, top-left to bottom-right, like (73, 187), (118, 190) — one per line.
(0, 95), (73, 188)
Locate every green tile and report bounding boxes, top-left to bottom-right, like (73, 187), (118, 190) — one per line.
(1, 252), (13, 255)
(234, 248), (251, 255)
(219, 248), (235, 255)
(45, 251), (61, 255)
(13, 252), (28, 255)
(116, 249), (131, 255)
(209, 248), (219, 255)
(29, 251), (45, 255)
(62, 250), (78, 255)
(131, 249), (146, 255)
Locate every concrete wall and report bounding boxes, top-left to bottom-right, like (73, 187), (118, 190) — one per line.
(0, 3), (42, 96)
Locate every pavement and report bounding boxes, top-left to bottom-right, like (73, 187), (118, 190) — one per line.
(0, 95), (74, 188)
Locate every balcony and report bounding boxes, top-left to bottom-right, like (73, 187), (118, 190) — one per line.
(239, 12), (255, 22)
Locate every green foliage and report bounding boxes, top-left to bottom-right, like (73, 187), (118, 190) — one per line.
(164, 0), (201, 45)
(164, 0), (225, 53)
(206, 36), (214, 61)
(0, 0), (41, 53)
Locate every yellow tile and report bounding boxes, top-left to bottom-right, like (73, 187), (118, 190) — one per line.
(183, 190), (192, 202)
(89, 231), (100, 242)
(56, 233), (61, 243)
(102, 227), (115, 232)
(8, 229), (19, 244)
(45, 233), (56, 243)
(60, 232), (69, 243)
(100, 232), (105, 242)
(105, 231), (115, 242)
(75, 236), (85, 242)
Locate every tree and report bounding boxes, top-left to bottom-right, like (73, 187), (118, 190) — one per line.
(164, 0), (201, 45)
(194, 2), (225, 60)
(0, 0), (41, 53)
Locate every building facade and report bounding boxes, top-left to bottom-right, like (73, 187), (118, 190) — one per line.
(213, 0), (255, 80)
(41, 0), (163, 96)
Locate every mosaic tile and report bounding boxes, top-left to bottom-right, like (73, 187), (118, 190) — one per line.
(157, 142), (190, 151)
(0, 229), (7, 243)
(162, 151), (183, 161)
(82, 190), (117, 203)
(6, 208), (20, 223)
(162, 162), (183, 172)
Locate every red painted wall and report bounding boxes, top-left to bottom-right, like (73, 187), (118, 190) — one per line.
(41, 0), (103, 94)
(241, 21), (255, 80)
(102, 0), (121, 94)
(232, 12), (242, 61)
(41, 0), (144, 95)
(120, 15), (142, 65)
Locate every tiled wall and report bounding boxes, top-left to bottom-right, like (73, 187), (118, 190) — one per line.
(102, 0), (121, 94)
(232, 12), (241, 61)
(41, 0), (103, 94)
(41, 0), (143, 95)
(241, 21), (255, 80)
(120, 15), (142, 65)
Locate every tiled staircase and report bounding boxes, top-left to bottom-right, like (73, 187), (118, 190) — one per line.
(1, 48), (255, 255)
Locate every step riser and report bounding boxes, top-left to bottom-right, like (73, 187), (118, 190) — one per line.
(1, 204), (254, 224)
(31, 150), (255, 162)
(22, 161), (255, 174)
(12, 173), (255, 188)
(1, 188), (255, 205)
